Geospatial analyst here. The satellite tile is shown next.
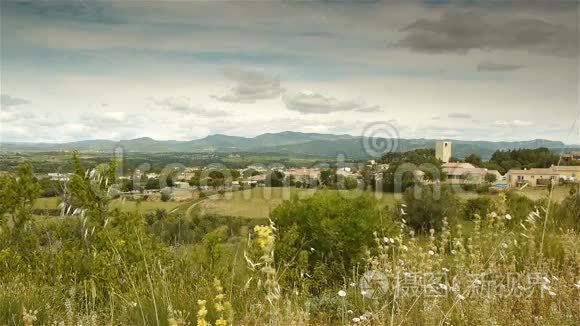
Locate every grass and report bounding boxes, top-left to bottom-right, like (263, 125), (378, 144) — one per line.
(517, 185), (572, 202)
(33, 185), (566, 219)
(200, 187), (478, 219)
(33, 196), (184, 213)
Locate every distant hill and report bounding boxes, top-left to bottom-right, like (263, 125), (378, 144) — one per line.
(1, 132), (577, 159)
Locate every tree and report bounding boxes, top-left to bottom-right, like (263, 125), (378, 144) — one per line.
(160, 188), (172, 202)
(379, 149), (444, 193)
(145, 178), (160, 190)
(489, 148), (559, 174)
(120, 179), (134, 192)
(38, 178), (61, 197)
(463, 197), (495, 220)
(398, 184), (459, 232)
(319, 169), (337, 188)
(272, 191), (395, 293)
(189, 170), (201, 187)
(268, 171), (285, 187)
(485, 173), (497, 183)
(0, 163), (40, 227)
(341, 176), (359, 190)
(464, 154), (483, 167)
(555, 188), (580, 230)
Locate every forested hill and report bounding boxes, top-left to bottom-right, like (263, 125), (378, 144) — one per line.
(1, 132), (577, 159)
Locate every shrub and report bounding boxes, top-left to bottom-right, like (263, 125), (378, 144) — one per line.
(463, 196), (495, 220)
(398, 184), (459, 232)
(272, 191), (395, 292)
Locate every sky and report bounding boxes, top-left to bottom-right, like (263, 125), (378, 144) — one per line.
(1, 0), (579, 144)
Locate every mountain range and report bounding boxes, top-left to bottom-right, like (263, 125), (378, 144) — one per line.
(1, 131), (578, 159)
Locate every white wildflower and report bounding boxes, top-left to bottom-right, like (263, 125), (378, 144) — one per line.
(442, 268), (449, 273)
(548, 291), (556, 296)
(402, 245), (409, 252)
(338, 290), (347, 297)
(474, 279), (482, 285)
(501, 243), (508, 249)
(439, 283), (448, 291)
(352, 317), (361, 323)
(428, 250), (435, 256)
(542, 284), (551, 291)
(542, 276), (551, 284)
(505, 214), (512, 221)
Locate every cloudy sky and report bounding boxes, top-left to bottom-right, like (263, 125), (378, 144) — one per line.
(1, 0), (579, 143)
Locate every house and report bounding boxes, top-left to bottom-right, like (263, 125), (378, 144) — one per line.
(336, 167), (356, 178)
(287, 168), (320, 180)
(506, 165), (580, 187)
(173, 181), (190, 189)
(377, 164), (390, 171)
(441, 162), (490, 184)
(561, 151), (580, 162)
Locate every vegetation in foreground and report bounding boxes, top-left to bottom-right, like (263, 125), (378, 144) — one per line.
(0, 156), (579, 325)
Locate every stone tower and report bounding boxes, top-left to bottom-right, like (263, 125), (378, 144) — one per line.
(436, 141), (452, 163)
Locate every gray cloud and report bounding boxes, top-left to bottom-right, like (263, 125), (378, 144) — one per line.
(477, 61), (525, 72)
(282, 90), (379, 114)
(448, 113), (472, 119)
(212, 68), (282, 103)
(1, 94), (29, 109)
(398, 11), (578, 57)
(355, 105), (382, 113)
(155, 98), (228, 117)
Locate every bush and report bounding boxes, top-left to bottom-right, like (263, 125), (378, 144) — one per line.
(272, 191), (395, 292)
(463, 197), (495, 220)
(160, 188), (172, 202)
(398, 184), (459, 232)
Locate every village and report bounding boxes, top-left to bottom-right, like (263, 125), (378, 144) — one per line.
(37, 142), (580, 203)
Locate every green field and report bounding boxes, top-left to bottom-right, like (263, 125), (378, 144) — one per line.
(516, 185), (573, 202)
(33, 185), (573, 219)
(33, 196), (184, 213)
(200, 187), (426, 218)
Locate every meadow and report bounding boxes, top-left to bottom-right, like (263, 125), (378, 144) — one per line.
(2, 161), (579, 325)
